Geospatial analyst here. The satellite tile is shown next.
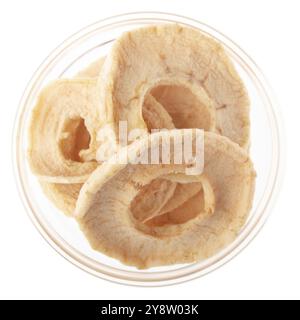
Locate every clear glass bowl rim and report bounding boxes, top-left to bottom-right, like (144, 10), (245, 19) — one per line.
(13, 11), (283, 287)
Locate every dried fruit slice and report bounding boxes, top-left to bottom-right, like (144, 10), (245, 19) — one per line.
(35, 62), (106, 214)
(35, 63), (106, 214)
(98, 23), (249, 150)
(28, 79), (100, 183)
(75, 130), (255, 269)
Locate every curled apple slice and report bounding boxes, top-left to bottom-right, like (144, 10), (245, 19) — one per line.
(98, 24), (249, 151)
(28, 79), (100, 183)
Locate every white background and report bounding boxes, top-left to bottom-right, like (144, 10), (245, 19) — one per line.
(0, 0), (299, 300)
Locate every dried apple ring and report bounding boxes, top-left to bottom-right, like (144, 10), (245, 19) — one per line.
(28, 79), (100, 183)
(98, 24), (249, 151)
(75, 130), (255, 269)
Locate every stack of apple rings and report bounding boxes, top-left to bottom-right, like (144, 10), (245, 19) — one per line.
(28, 24), (255, 269)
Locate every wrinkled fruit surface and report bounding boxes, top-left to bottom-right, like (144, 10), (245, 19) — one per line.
(75, 131), (255, 269)
(28, 23), (255, 269)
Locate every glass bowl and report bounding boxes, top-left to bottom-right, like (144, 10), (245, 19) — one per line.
(13, 12), (282, 286)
